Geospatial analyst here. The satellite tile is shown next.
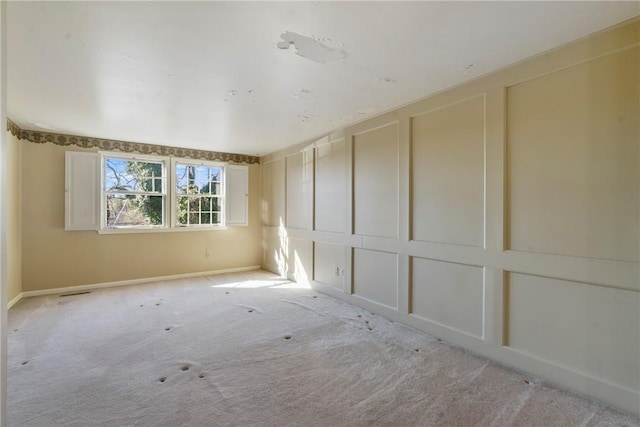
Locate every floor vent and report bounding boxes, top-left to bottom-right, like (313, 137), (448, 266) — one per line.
(59, 291), (92, 297)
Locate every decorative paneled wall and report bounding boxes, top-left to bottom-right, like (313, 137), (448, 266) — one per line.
(412, 258), (484, 338)
(315, 140), (346, 233)
(411, 96), (485, 247)
(507, 48), (639, 262)
(353, 123), (399, 239)
(261, 19), (639, 415)
(353, 248), (398, 309)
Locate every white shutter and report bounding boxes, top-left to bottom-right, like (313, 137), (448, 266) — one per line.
(226, 165), (249, 226)
(65, 151), (99, 230)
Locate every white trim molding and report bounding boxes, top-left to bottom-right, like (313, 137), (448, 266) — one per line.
(20, 265), (261, 298)
(7, 293), (22, 310)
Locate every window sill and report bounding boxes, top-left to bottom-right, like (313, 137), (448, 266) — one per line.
(97, 226), (229, 235)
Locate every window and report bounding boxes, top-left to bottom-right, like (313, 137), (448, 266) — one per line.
(103, 155), (167, 229)
(174, 161), (224, 227)
(65, 151), (248, 232)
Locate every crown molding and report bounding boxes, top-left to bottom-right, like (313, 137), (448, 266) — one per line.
(6, 118), (260, 165)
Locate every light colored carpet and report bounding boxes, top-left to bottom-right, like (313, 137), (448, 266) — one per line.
(8, 270), (639, 427)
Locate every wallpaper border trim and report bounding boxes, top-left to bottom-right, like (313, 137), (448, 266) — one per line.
(6, 118), (260, 164)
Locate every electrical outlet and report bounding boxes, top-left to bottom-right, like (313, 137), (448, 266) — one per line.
(335, 267), (340, 276)
(206, 250), (212, 257)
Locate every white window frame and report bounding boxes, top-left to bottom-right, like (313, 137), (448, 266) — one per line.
(171, 158), (226, 229)
(70, 151), (246, 234)
(100, 152), (169, 231)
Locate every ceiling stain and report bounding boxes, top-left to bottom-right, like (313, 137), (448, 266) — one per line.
(377, 76), (396, 83)
(292, 88), (313, 99)
(459, 63), (479, 74)
(278, 31), (347, 63)
(225, 89), (256, 104)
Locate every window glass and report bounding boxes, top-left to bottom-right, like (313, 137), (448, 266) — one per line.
(175, 163), (224, 227)
(98, 154), (235, 231)
(103, 157), (166, 228)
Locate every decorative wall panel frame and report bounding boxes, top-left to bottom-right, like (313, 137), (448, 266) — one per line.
(259, 18), (640, 415)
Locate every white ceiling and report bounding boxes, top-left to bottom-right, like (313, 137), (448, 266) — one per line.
(7, 1), (639, 156)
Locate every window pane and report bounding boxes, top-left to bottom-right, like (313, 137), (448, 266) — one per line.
(176, 164), (188, 194)
(176, 195), (222, 227)
(210, 168), (222, 182)
(188, 197), (200, 213)
(195, 167), (209, 190)
(177, 211), (188, 225)
(105, 158), (164, 193)
(184, 165), (198, 194)
(106, 194), (164, 227)
(201, 182), (221, 195)
(199, 197), (221, 213)
(176, 196), (188, 225)
(211, 197), (221, 212)
(175, 164), (223, 195)
(175, 162), (223, 227)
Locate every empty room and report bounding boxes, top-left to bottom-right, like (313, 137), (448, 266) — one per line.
(1, 1), (639, 426)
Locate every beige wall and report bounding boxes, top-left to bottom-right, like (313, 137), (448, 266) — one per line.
(21, 142), (262, 292)
(261, 19), (640, 415)
(7, 131), (21, 303)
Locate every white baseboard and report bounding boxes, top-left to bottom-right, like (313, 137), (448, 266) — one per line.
(21, 265), (262, 298)
(8, 292), (23, 309)
(262, 263), (285, 277)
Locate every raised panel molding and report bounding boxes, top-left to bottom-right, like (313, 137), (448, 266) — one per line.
(287, 237), (313, 285)
(411, 257), (484, 337)
(506, 272), (640, 392)
(507, 48), (639, 263)
(262, 19), (640, 415)
(314, 242), (345, 291)
(285, 150), (313, 230)
(262, 158), (286, 227)
(353, 122), (399, 239)
(353, 248), (398, 309)
(315, 139), (346, 233)
(262, 227), (286, 277)
(411, 96), (485, 247)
